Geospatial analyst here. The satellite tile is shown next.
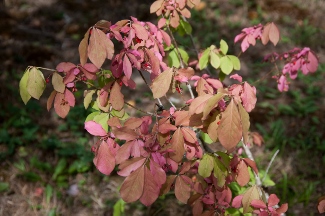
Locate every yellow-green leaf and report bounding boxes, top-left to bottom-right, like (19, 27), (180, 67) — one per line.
(199, 48), (210, 70)
(220, 56), (233, 75)
(213, 156), (228, 187)
(27, 67), (46, 100)
(228, 55), (241, 70)
(242, 185), (260, 213)
(220, 39), (228, 54)
(210, 51), (221, 69)
(84, 90), (96, 109)
(198, 154), (214, 178)
(19, 69), (31, 104)
(52, 72), (65, 93)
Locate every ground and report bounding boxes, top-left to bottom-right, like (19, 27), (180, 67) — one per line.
(0, 0), (325, 215)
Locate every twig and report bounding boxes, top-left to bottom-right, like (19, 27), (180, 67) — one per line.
(165, 96), (176, 109)
(262, 149), (280, 183)
(242, 142), (262, 187)
(166, 24), (185, 69)
(125, 101), (154, 116)
(186, 82), (195, 99)
(138, 70), (151, 89)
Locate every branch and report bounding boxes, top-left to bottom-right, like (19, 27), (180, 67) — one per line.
(262, 149), (280, 183)
(124, 101), (154, 116)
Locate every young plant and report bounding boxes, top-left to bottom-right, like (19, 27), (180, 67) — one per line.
(19, 0), (320, 215)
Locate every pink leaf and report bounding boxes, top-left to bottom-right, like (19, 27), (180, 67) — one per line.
(150, 160), (166, 186)
(277, 75), (289, 92)
(230, 74), (243, 82)
(251, 199), (267, 209)
(241, 82), (257, 112)
(120, 166), (145, 203)
(268, 194), (280, 207)
(64, 89), (75, 107)
(84, 121), (107, 136)
(118, 157), (146, 177)
(54, 92), (70, 118)
(139, 167), (160, 206)
(123, 55), (133, 79)
(56, 62), (76, 73)
(93, 141), (115, 175)
(132, 23), (148, 41)
(236, 160), (250, 186)
(307, 51), (319, 72)
(175, 175), (191, 204)
(232, 195), (243, 208)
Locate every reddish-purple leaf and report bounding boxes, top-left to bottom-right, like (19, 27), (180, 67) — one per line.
(268, 194), (280, 207)
(232, 195), (243, 208)
(241, 82), (257, 112)
(118, 157), (146, 177)
(192, 200), (203, 216)
(250, 199), (267, 209)
(217, 99), (242, 151)
(56, 62), (76, 73)
(175, 175), (191, 204)
(84, 120), (107, 136)
(109, 81), (124, 110)
(169, 128), (185, 162)
(115, 141), (132, 164)
(120, 166), (145, 203)
(139, 167), (160, 206)
(150, 160), (166, 186)
(132, 23), (148, 41)
(123, 55), (132, 80)
(54, 92), (70, 118)
(64, 89), (75, 107)
(243, 158), (258, 175)
(93, 141), (115, 175)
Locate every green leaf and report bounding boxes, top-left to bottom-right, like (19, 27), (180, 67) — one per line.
(180, 19), (192, 34)
(228, 55), (241, 70)
(213, 157), (228, 187)
(27, 67), (46, 100)
(19, 69), (31, 104)
(219, 71), (226, 81)
(179, 48), (189, 65)
(46, 184), (53, 204)
(200, 132), (213, 144)
(215, 151), (231, 168)
(220, 39), (228, 54)
(199, 48), (210, 70)
(168, 49), (180, 68)
(52, 158), (67, 180)
(220, 56), (233, 75)
(113, 199), (125, 216)
(85, 111), (100, 122)
(0, 182), (9, 192)
(198, 154), (214, 178)
(210, 51), (221, 69)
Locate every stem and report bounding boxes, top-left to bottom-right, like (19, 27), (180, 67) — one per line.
(262, 149), (279, 183)
(242, 143), (262, 187)
(165, 96), (176, 109)
(186, 82), (195, 99)
(138, 70), (151, 89)
(125, 101), (154, 116)
(166, 24), (185, 69)
(36, 67), (57, 72)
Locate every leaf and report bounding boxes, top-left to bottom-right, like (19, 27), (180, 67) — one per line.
(220, 56), (233, 75)
(198, 154), (214, 178)
(175, 176), (191, 204)
(47, 91), (56, 111)
(243, 158), (258, 175)
(318, 197), (325, 213)
(228, 55), (241, 70)
(268, 194), (280, 207)
(113, 199), (125, 216)
(123, 55), (132, 79)
(151, 67), (174, 99)
(150, 160), (167, 185)
(118, 157), (146, 176)
(189, 94), (212, 115)
(238, 102), (250, 145)
(52, 158), (67, 180)
(213, 157), (228, 187)
(242, 185), (260, 213)
(84, 120), (107, 136)
(93, 141), (115, 175)
(84, 90), (96, 109)
(110, 82), (124, 110)
(19, 69), (31, 104)
(209, 51), (220, 69)
(236, 160), (250, 186)
(180, 19), (192, 34)
(27, 67), (46, 100)
(181, 127), (197, 143)
(120, 166), (145, 203)
(88, 28), (106, 69)
(207, 113), (221, 142)
(241, 82), (257, 112)
(54, 92), (70, 118)
(217, 100), (242, 151)
(64, 89), (75, 107)
(220, 39), (228, 54)
(200, 132), (213, 144)
(113, 127), (138, 141)
(96, 28), (114, 60)
(160, 175), (176, 195)
(268, 22), (280, 46)
(139, 167), (160, 206)
(0, 182), (9, 192)
(199, 48), (210, 70)
(79, 28), (90, 66)
(202, 92), (224, 120)
(169, 127), (185, 162)
(132, 23), (148, 41)
(250, 200), (266, 209)
(150, 0), (163, 13)
(52, 72), (65, 93)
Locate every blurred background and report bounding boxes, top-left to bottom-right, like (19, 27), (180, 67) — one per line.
(0, 0), (324, 215)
